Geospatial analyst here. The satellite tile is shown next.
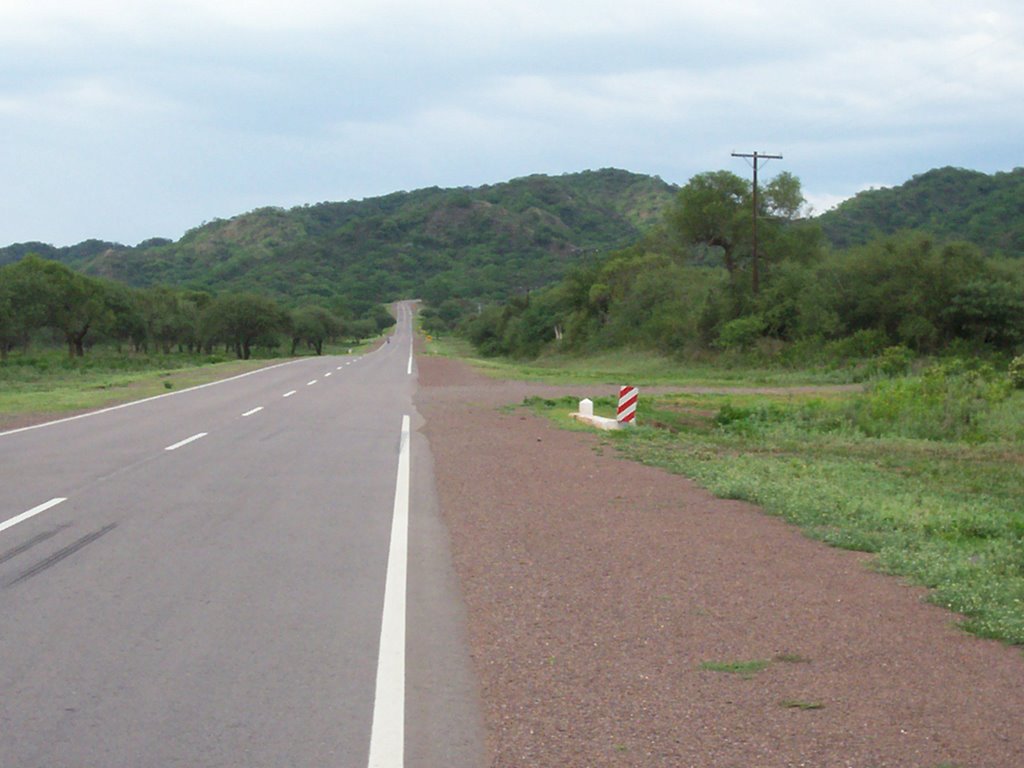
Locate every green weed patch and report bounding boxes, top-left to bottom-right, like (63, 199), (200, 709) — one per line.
(699, 660), (771, 679)
(780, 700), (825, 710)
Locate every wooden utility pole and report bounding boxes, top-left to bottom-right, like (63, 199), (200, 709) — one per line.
(731, 151), (782, 295)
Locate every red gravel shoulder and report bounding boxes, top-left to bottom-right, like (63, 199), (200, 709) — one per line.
(415, 354), (1024, 768)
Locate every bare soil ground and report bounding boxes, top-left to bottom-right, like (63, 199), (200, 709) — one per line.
(415, 353), (1024, 768)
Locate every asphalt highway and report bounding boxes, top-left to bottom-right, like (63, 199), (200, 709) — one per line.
(0, 301), (483, 767)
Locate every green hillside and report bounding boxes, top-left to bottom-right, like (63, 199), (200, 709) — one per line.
(817, 166), (1024, 256)
(0, 169), (676, 306)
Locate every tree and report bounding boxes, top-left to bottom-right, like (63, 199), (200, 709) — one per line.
(670, 171), (748, 275)
(762, 171), (805, 219)
(34, 259), (112, 357)
(199, 293), (287, 359)
(826, 233), (991, 351)
(369, 304), (397, 332)
(0, 254), (57, 354)
(420, 297), (474, 334)
(756, 259), (841, 341)
(944, 277), (1024, 350)
(670, 170), (811, 293)
(0, 275), (13, 360)
(465, 305), (510, 357)
(139, 286), (202, 354)
(102, 282), (147, 352)
(290, 306), (341, 355)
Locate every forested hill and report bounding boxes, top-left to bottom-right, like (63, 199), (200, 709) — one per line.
(0, 169), (676, 306)
(816, 166), (1024, 257)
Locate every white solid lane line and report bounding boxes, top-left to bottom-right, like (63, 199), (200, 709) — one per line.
(0, 498), (67, 536)
(242, 407), (264, 417)
(367, 414), (411, 768)
(165, 433), (208, 451)
(283, 390), (297, 398)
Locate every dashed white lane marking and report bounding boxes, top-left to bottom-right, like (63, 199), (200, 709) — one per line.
(325, 372), (332, 377)
(283, 390), (297, 398)
(242, 407), (264, 417)
(165, 432), (208, 451)
(367, 414), (411, 768)
(0, 498), (67, 535)
(0, 358), (307, 439)
(307, 380), (318, 386)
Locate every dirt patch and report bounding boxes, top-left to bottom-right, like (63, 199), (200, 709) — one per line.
(415, 353), (1024, 768)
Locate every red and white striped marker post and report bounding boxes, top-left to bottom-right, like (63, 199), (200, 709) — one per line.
(617, 385), (638, 425)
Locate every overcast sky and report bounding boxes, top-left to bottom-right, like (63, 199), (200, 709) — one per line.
(2, 0), (1021, 247)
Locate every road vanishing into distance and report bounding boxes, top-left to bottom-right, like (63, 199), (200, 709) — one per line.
(0, 301), (483, 767)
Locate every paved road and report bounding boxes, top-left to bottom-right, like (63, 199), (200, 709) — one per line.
(0, 301), (483, 767)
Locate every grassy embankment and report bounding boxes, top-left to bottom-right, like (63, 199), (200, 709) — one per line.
(423, 335), (1024, 648)
(0, 341), (376, 431)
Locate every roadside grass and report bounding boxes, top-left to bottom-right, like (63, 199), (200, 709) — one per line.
(419, 332), (477, 359)
(0, 350), (271, 426)
(420, 334), (862, 387)
(521, 372), (1024, 648)
(0, 342), (374, 430)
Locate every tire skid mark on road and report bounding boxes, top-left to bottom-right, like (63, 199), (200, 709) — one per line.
(6, 523), (118, 588)
(1, 351), (370, 572)
(0, 524), (72, 565)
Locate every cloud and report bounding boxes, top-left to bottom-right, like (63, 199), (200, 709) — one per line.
(1, 0), (1022, 244)
(0, 77), (181, 125)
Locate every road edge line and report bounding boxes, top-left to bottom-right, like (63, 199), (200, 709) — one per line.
(367, 414), (410, 768)
(0, 358), (308, 439)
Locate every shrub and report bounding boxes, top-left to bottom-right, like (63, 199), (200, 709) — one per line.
(826, 329), (890, 359)
(850, 361), (1011, 442)
(716, 315), (766, 351)
(875, 345), (913, 377)
(714, 402), (786, 434)
(1010, 355), (1024, 389)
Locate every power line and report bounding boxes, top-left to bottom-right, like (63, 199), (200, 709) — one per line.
(731, 151), (782, 295)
